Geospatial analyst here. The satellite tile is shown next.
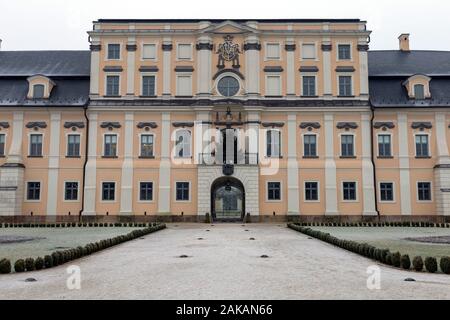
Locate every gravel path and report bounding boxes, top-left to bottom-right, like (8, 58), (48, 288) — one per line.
(0, 224), (449, 300)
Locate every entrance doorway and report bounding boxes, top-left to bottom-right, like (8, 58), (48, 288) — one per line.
(211, 177), (245, 221)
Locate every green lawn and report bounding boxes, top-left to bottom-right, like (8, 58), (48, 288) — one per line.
(0, 227), (141, 262)
(314, 227), (450, 259)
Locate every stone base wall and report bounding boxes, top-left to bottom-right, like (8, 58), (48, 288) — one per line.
(434, 167), (450, 216)
(0, 166), (24, 216)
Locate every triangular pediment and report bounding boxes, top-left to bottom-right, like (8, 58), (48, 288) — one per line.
(200, 20), (258, 35)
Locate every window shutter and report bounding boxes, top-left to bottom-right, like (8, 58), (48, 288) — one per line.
(302, 44), (316, 59)
(177, 75), (192, 96)
(266, 76), (281, 96)
(142, 44), (156, 59)
(266, 44), (280, 59)
(178, 44), (192, 59)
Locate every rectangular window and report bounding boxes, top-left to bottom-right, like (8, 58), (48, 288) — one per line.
(266, 130), (281, 158)
(303, 134), (317, 157)
(104, 134), (117, 157)
(142, 44), (156, 60)
(176, 75), (192, 96)
(177, 44), (192, 60)
(142, 76), (156, 96)
(266, 75), (281, 96)
(107, 44), (121, 60)
(267, 182), (281, 201)
(176, 182), (190, 201)
(380, 183), (394, 202)
(175, 130), (191, 158)
(415, 135), (429, 157)
(414, 84), (425, 100)
(341, 135), (354, 157)
(266, 43), (280, 60)
(0, 134), (5, 156)
(139, 182), (153, 201)
(302, 44), (316, 59)
(33, 85), (45, 99)
(27, 182), (41, 201)
(418, 182), (432, 201)
(64, 182), (79, 201)
(29, 134), (43, 157)
(140, 134), (154, 157)
(102, 182), (115, 201)
(339, 76), (352, 96)
(343, 182), (357, 201)
(378, 135), (392, 157)
(106, 75), (120, 96)
(338, 44), (351, 60)
(67, 134), (80, 157)
(302, 76), (316, 96)
(305, 182), (319, 201)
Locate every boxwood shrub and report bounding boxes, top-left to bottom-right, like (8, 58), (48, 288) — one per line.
(25, 258), (35, 272)
(35, 257), (44, 270)
(440, 257), (450, 275)
(0, 259), (11, 274)
(425, 257), (438, 273)
(401, 254), (411, 270)
(14, 259), (25, 273)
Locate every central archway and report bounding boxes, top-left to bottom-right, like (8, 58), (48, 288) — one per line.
(211, 177), (245, 222)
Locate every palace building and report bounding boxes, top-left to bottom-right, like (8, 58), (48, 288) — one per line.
(0, 19), (450, 222)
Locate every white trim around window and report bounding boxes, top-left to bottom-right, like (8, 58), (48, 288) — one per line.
(264, 42), (281, 61)
(266, 181), (282, 202)
(100, 181), (117, 203)
(176, 43), (193, 61)
(175, 73), (193, 96)
(137, 181), (155, 203)
(0, 133), (8, 157)
(102, 132), (119, 157)
(104, 73), (122, 96)
(300, 73), (318, 97)
(265, 74), (282, 96)
(140, 73), (158, 97)
(299, 41), (318, 61)
(336, 42), (353, 62)
(416, 181), (433, 203)
(174, 181), (191, 202)
(63, 180), (80, 202)
(301, 132), (319, 157)
(24, 180), (42, 202)
(414, 132), (431, 158)
(341, 181), (359, 203)
(303, 181), (320, 203)
(138, 133), (156, 158)
(105, 42), (123, 61)
(339, 132), (356, 157)
(376, 132), (393, 157)
(65, 132), (82, 157)
(27, 132), (44, 157)
(174, 129), (192, 158)
(140, 42), (158, 61)
(378, 181), (396, 203)
(336, 73), (354, 97)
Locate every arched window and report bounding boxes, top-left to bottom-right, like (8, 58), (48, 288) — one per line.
(175, 130), (191, 158)
(414, 84), (425, 100)
(33, 84), (45, 99)
(266, 130), (281, 158)
(217, 76), (240, 97)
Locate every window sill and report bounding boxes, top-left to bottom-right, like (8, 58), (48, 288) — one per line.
(102, 156), (118, 159)
(301, 95), (319, 98)
(139, 95), (157, 98)
(66, 156), (81, 159)
(103, 95), (122, 98)
(264, 95), (283, 98)
(28, 155), (43, 158)
(175, 96), (193, 99)
(340, 156), (357, 159)
(377, 156), (394, 159)
(303, 156), (319, 159)
(337, 95), (355, 98)
(139, 156), (156, 159)
(266, 156), (283, 159)
(415, 156), (432, 159)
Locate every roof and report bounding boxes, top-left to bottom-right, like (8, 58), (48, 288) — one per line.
(96, 18), (364, 24)
(368, 50), (450, 77)
(0, 51), (90, 77)
(0, 78), (89, 107)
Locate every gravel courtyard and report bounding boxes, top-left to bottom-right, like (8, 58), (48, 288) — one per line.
(1, 223), (450, 300)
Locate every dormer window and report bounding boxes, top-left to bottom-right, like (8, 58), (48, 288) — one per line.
(27, 75), (55, 99)
(33, 85), (45, 99)
(403, 74), (431, 100)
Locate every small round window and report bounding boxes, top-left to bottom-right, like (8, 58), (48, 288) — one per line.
(217, 76), (240, 97)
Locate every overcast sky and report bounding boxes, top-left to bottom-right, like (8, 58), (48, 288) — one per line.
(1, 0), (449, 51)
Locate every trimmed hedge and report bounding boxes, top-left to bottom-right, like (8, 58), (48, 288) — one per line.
(288, 223), (448, 275)
(0, 223), (166, 274)
(290, 222), (450, 228)
(0, 222), (156, 229)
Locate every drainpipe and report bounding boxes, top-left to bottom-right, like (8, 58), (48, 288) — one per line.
(370, 105), (381, 218)
(79, 103), (90, 221)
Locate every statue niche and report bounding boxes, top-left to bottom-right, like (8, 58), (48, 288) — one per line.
(217, 35), (241, 70)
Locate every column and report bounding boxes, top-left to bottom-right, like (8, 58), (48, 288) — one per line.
(322, 40), (332, 98)
(358, 42), (369, 98)
(0, 112), (25, 216)
(361, 113), (377, 216)
(120, 112), (134, 215)
(244, 36), (261, 97)
(398, 113), (412, 215)
(285, 40), (296, 97)
(324, 113), (338, 215)
(287, 113), (300, 215)
(162, 39), (172, 98)
(47, 112), (61, 216)
(83, 112), (98, 216)
(126, 37), (136, 96)
(196, 37), (212, 97)
(89, 37), (101, 98)
(434, 113), (450, 216)
(158, 113), (171, 213)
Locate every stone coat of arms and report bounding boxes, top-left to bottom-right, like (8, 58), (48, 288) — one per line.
(217, 35), (241, 69)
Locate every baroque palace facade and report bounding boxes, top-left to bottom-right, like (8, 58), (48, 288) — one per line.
(0, 19), (450, 222)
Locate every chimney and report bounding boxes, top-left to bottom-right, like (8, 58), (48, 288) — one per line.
(398, 33), (410, 52)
